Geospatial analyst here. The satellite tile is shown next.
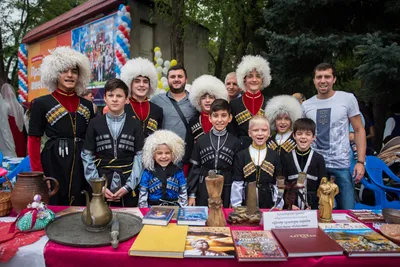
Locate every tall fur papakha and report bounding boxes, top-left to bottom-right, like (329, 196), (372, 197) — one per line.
(120, 57), (158, 98)
(40, 46), (90, 95)
(264, 95), (303, 131)
(236, 55), (272, 91)
(142, 130), (185, 171)
(189, 75), (229, 112)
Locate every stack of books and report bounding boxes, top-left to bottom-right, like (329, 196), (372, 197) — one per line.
(142, 206), (209, 226)
(142, 207), (175, 226)
(177, 206), (208, 226)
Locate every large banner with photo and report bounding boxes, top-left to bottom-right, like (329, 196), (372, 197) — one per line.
(71, 13), (116, 105)
(27, 13), (117, 105)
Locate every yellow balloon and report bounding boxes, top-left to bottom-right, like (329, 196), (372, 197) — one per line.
(170, 59), (177, 67)
(154, 56), (157, 62)
(158, 81), (163, 88)
(154, 47), (161, 52)
(158, 73), (161, 79)
(155, 64), (160, 68)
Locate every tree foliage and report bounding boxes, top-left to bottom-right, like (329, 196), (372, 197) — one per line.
(259, 0), (400, 148)
(186, 0), (266, 78)
(0, 0), (85, 88)
(154, 0), (266, 79)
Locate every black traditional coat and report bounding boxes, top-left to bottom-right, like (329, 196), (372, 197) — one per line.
(29, 95), (94, 205)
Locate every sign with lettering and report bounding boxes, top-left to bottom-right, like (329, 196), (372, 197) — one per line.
(263, 210), (318, 230)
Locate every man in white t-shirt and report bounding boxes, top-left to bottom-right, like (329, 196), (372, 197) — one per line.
(302, 63), (366, 210)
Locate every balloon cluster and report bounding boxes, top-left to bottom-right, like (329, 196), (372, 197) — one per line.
(153, 47), (178, 91)
(17, 44), (28, 102)
(115, 4), (131, 77)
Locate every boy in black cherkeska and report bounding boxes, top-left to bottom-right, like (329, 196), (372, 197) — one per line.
(281, 118), (327, 210)
(187, 99), (241, 208)
(28, 47), (94, 206)
(81, 78), (144, 206)
(231, 115), (282, 209)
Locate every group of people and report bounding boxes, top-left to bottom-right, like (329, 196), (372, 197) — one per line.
(21, 46), (368, 211)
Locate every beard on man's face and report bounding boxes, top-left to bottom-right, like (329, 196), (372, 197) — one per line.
(168, 82), (186, 94)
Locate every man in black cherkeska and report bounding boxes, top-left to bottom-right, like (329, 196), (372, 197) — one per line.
(231, 115), (282, 209)
(187, 99), (241, 208)
(81, 78), (144, 206)
(121, 57), (163, 138)
(281, 118), (327, 210)
(28, 47), (95, 206)
(265, 95), (302, 155)
(230, 55), (272, 150)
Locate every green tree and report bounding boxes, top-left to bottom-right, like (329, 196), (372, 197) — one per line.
(0, 0), (86, 89)
(259, 0), (400, 148)
(155, 0), (266, 78)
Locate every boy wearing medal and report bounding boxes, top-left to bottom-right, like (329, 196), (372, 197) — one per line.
(231, 115), (282, 208)
(281, 118), (327, 210)
(187, 99), (241, 207)
(265, 95), (302, 154)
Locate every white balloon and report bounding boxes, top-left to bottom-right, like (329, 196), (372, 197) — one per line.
(162, 82), (168, 89)
(164, 60), (170, 68)
(161, 77), (167, 83)
(155, 51), (162, 58)
(156, 58), (164, 65)
(162, 67), (168, 75)
(156, 66), (163, 73)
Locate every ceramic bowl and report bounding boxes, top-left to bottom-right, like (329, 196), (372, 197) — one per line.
(382, 208), (400, 224)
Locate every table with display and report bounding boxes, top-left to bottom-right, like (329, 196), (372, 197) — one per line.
(38, 206), (399, 267)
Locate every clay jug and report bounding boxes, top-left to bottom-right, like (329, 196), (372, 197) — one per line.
(11, 172), (59, 213)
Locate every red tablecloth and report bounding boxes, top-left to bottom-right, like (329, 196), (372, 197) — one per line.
(44, 207), (399, 267)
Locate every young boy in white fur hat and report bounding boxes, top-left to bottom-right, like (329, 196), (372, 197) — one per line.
(28, 46), (94, 206)
(138, 130), (188, 207)
(265, 95), (302, 155)
(230, 55), (272, 150)
(120, 57), (163, 138)
(183, 75), (229, 173)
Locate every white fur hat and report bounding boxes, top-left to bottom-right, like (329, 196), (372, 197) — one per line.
(142, 130), (185, 171)
(236, 55), (272, 91)
(264, 95), (302, 131)
(189, 75), (228, 112)
(40, 46), (90, 95)
(120, 57), (158, 98)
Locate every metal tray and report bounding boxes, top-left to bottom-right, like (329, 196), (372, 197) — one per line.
(45, 212), (142, 247)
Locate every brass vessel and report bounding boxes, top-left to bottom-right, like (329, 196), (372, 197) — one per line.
(81, 177), (112, 232)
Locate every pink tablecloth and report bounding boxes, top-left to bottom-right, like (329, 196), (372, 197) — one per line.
(44, 208), (399, 267)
